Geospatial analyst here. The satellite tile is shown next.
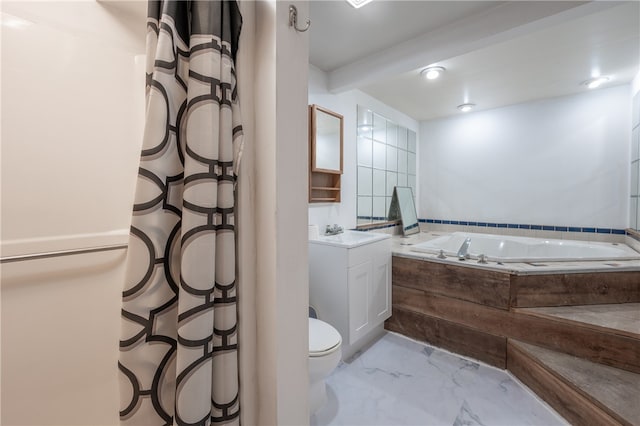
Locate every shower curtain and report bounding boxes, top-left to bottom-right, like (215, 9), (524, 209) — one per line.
(119, 1), (243, 424)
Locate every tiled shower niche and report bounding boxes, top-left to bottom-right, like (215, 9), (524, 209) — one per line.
(356, 106), (417, 225)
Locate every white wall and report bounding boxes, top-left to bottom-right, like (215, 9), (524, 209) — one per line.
(1, 1), (145, 255)
(254, 1), (310, 424)
(1, 250), (127, 425)
(308, 65), (419, 230)
(419, 85), (631, 229)
(1, 2), (144, 425)
(235, 2), (259, 424)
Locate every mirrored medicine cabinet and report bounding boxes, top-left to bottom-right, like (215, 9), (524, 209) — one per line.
(309, 104), (343, 203)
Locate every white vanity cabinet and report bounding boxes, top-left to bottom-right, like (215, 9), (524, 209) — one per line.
(309, 231), (391, 359)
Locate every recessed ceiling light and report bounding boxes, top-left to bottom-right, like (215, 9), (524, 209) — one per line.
(582, 76), (610, 89)
(421, 66), (446, 80)
(346, 0), (374, 8)
(457, 103), (475, 113)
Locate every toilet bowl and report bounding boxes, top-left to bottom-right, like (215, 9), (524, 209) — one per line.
(308, 317), (342, 414)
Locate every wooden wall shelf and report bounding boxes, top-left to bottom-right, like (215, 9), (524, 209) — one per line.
(309, 171), (341, 203)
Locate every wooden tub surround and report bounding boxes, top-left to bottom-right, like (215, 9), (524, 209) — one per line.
(386, 250), (640, 425)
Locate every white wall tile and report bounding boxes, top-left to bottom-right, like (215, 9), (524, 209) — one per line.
(387, 122), (398, 146)
(373, 113), (386, 142)
(398, 149), (408, 173)
(398, 127), (408, 150)
(386, 171), (398, 196)
(358, 196), (372, 217)
(373, 196), (386, 217)
(398, 173), (408, 187)
(372, 141), (386, 169)
(386, 145), (398, 172)
(631, 161), (639, 196)
(357, 137), (373, 166)
(632, 126), (639, 162)
(358, 107), (373, 130)
(358, 166), (373, 196)
(373, 169), (386, 196)
(309, 68), (419, 229)
(408, 130), (417, 153)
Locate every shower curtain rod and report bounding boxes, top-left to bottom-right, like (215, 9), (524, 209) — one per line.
(0, 243), (128, 263)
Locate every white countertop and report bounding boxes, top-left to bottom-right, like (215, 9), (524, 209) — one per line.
(309, 230), (391, 249)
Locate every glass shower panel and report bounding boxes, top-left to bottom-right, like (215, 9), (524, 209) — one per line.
(357, 136), (372, 167)
(631, 197), (638, 230)
(372, 169), (386, 196)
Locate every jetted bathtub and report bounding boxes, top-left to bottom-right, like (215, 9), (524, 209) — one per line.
(410, 232), (640, 263)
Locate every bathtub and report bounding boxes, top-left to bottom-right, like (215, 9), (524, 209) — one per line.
(410, 232), (640, 263)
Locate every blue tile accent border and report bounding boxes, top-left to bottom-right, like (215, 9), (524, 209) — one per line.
(420, 218), (628, 236)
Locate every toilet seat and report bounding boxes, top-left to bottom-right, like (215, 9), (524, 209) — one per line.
(309, 318), (342, 358)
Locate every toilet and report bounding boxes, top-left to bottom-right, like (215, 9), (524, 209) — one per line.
(308, 317), (342, 414)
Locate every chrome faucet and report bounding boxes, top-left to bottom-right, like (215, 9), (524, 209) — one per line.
(457, 237), (471, 260)
(325, 224), (344, 235)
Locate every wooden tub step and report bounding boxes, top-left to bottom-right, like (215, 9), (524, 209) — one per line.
(508, 339), (640, 426)
(513, 303), (640, 373)
(514, 303), (639, 340)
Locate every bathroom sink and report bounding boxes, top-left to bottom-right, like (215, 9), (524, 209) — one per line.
(310, 230), (390, 248)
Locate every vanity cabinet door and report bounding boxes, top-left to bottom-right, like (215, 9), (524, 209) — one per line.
(347, 260), (371, 345)
(371, 252), (391, 322)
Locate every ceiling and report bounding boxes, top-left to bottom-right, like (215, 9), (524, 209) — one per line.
(309, 1), (640, 121)
(309, 1), (504, 71)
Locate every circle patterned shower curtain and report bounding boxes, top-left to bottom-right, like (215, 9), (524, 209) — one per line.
(118, 1), (244, 424)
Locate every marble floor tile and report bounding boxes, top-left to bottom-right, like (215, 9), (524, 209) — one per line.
(311, 332), (568, 426)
